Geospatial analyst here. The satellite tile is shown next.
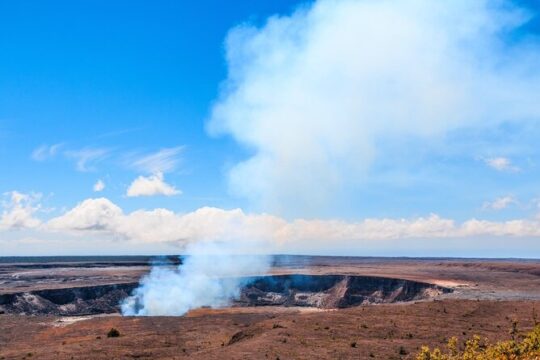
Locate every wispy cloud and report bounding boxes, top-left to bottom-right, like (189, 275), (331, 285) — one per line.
(125, 146), (184, 174)
(97, 126), (146, 139)
(483, 196), (516, 210)
(484, 157), (520, 173)
(65, 147), (110, 172)
(31, 143), (63, 161)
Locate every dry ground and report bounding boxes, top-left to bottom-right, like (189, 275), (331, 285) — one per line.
(1, 300), (539, 359)
(1, 257), (540, 359)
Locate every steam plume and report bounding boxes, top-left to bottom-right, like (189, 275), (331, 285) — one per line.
(121, 241), (270, 316)
(209, 0), (540, 216)
(122, 0), (540, 315)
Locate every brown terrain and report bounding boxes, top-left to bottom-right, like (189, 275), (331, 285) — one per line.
(1, 256), (540, 359)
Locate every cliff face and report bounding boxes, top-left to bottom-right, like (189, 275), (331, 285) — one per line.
(235, 274), (450, 308)
(0, 283), (138, 316)
(0, 275), (450, 316)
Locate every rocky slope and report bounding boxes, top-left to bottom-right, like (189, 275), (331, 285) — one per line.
(0, 274), (449, 316)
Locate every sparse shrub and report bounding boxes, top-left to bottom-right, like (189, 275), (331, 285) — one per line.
(350, 341), (357, 348)
(399, 346), (408, 355)
(510, 319), (519, 341)
(107, 328), (120, 338)
(416, 325), (540, 359)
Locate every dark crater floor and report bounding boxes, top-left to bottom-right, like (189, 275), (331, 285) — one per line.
(0, 274), (450, 316)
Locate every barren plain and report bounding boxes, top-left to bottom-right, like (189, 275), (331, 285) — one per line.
(1, 256), (540, 359)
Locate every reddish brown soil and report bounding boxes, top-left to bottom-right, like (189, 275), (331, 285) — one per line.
(1, 300), (539, 359)
(1, 257), (540, 359)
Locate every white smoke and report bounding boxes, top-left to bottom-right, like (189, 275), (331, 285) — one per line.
(209, 0), (540, 216)
(121, 241), (271, 316)
(121, 0), (540, 315)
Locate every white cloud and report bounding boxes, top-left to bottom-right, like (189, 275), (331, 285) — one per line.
(484, 157), (520, 172)
(65, 147), (109, 172)
(93, 179), (105, 192)
(31, 143), (63, 161)
(47, 197), (122, 232)
(0, 191), (42, 230)
(483, 196), (516, 210)
(126, 147), (183, 174)
(208, 0), (540, 215)
(126, 173), (181, 197)
(44, 198), (540, 250)
(0, 194), (535, 255)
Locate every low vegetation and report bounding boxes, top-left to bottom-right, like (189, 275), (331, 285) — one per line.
(107, 328), (120, 338)
(416, 324), (540, 359)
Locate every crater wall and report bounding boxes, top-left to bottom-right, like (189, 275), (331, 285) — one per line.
(0, 275), (450, 316)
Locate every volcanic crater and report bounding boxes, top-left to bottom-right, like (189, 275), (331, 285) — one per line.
(0, 274), (449, 316)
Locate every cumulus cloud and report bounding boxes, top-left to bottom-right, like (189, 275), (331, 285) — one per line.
(47, 198), (276, 245)
(484, 157), (520, 172)
(0, 191), (42, 230)
(126, 173), (181, 197)
(208, 0), (540, 215)
(126, 147), (184, 174)
(47, 197), (122, 232)
(93, 179), (105, 192)
(44, 197), (540, 249)
(0, 194), (536, 255)
(483, 196), (516, 210)
(31, 143), (63, 161)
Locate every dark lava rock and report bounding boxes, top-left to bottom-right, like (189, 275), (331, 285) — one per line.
(0, 275), (450, 316)
(0, 283), (138, 316)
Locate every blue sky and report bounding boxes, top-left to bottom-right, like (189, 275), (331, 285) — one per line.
(1, 0), (540, 256)
(0, 0), (302, 214)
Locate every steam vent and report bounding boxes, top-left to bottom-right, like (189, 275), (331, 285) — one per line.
(0, 274), (450, 316)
